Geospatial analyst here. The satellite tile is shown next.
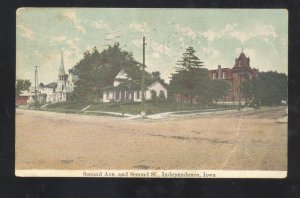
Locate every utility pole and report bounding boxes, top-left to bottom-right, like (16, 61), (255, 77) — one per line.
(141, 36), (146, 116)
(238, 73), (241, 108)
(34, 65), (40, 110)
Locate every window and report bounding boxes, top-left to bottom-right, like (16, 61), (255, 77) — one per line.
(136, 91), (140, 99)
(116, 91), (119, 99)
(222, 72), (226, 79)
(126, 91), (129, 99)
(106, 91), (109, 99)
(212, 73), (216, 79)
(239, 60), (242, 67)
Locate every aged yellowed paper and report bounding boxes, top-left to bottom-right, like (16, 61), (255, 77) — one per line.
(16, 8), (288, 178)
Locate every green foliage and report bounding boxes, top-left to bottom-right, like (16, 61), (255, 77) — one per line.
(158, 90), (167, 102)
(208, 80), (231, 103)
(16, 79), (31, 96)
(72, 43), (150, 102)
(242, 71), (287, 106)
(46, 101), (88, 111)
(87, 101), (230, 115)
(150, 90), (157, 100)
(169, 47), (210, 103)
(176, 46), (204, 71)
(72, 47), (103, 101)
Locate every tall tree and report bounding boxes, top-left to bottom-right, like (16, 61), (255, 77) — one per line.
(72, 43), (150, 101)
(242, 71), (287, 106)
(16, 79), (31, 96)
(72, 47), (103, 101)
(176, 47), (204, 71)
(169, 47), (209, 103)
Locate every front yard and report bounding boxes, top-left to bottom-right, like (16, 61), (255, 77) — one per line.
(44, 101), (236, 115)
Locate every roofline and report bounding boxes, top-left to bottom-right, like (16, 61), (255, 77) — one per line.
(147, 79), (168, 89)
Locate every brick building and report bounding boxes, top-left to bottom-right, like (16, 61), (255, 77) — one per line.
(209, 50), (258, 104)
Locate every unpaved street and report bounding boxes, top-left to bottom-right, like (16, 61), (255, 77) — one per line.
(16, 107), (287, 171)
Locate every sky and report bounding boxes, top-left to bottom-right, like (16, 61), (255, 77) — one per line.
(16, 8), (288, 84)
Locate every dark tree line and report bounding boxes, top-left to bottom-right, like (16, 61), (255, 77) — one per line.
(71, 44), (287, 107)
(242, 71), (287, 106)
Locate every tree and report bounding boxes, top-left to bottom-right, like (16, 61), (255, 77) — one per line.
(176, 46), (204, 71)
(208, 80), (231, 104)
(169, 47), (209, 103)
(158, 90), (167, 102)
(242, 71), (287, 106)
(150, 90), (157, 100)
(16, 79), (31, 96)
(72, 43), (149, 101)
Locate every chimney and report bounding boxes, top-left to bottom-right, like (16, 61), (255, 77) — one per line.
(218, 65), (222, 79)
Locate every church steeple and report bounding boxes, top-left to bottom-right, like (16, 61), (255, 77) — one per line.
(57, 51), (67, 93)
(59, 51), (65, 77)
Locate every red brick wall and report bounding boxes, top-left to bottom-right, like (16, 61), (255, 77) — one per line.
(16, 96), (28, 105)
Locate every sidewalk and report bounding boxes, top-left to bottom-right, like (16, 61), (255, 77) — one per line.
(127, 107), (247, 120)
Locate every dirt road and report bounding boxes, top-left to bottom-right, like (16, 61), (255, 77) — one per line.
(16, 107), (287, 171)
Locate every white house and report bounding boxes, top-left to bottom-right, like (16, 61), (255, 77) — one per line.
(103, 69), (167, 103)
(145, 80), (168, 100)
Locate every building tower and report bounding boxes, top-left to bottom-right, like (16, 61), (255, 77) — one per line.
(57, 51), (67, 101)
(231, 50), (257, 105)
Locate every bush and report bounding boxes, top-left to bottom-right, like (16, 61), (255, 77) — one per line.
(150, 90), (157, 100)
(158, 90), (167, 102)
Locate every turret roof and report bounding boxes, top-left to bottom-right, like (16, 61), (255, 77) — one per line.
(238, 52), (247, 59)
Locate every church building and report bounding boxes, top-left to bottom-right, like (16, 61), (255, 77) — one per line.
(209, 50), (258, 104)
(28, 52), (78, 103)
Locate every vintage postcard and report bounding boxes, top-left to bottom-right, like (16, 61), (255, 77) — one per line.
(16, 8), (288, 178)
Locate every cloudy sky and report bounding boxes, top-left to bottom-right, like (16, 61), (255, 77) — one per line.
(16, 8), (287, 84)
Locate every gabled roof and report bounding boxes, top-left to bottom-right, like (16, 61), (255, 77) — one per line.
(114, 69), (128, 80)
(45, 82), (57, 89)
(147, 78), (168, 89)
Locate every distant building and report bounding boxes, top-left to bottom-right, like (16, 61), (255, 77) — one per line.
(209, 50), (258, 104)
(28, 52), (78, 103)
(16, 95), (29, 105)
(103, 69), (168, 102)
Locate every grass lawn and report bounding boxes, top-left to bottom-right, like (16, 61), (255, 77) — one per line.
(42, 101), (238, 115)
(46, 102), (88, 111)
(41, 102), (88, 114)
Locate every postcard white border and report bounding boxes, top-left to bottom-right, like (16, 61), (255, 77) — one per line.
(16, 169), (287, 178)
